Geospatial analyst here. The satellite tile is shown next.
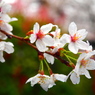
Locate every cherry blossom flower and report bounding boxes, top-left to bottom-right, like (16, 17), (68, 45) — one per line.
(0, 41), (14, 62)
(69, 50), (95, 84)
(44, 27), (66, 64)
(26, 73), (67, 91)
(60, 22), (89, 54)
(26, 74), (55, 91)
(0, 14), (18, 40)
(0, 0), (12, 14)
(29, 22), (54, 52)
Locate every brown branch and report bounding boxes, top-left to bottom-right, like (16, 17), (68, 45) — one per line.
(0, 29), (75, 68)
(45, 51), (72, 67)
(0, 29), (37, 50)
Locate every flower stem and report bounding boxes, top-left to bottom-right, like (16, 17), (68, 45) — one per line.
(64, 54), (75, 68)
(44, 59), (53, 75)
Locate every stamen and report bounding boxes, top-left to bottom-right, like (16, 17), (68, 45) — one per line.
(71, 34), (81, 42)
(80, 59), (88, 67)
(36, 30), (45, 39)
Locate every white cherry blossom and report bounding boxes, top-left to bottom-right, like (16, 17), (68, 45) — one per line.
(44, 28), (65, 64)
(26, 74), (55, 91)
(26, 73), (67, 91)
(29, 22), (54, 52)
(60, 22), (89, 54)
(0, 14), (18, 40)
(69, 50), (95, 84)
(0, 0), (11, 14)
(0, 41), (14, 62)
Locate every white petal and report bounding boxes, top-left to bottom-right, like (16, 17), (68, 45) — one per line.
(77, 29), (88, 40)
(0, 42), (4, 50)
(10, 17), (18, 22)
(33, 22), (39, 33)
(76, 40), (89, 50)
(52, 47), (59, 54)
(0, 14), (18, 22)
(83, 69), (91, 79)
(1, 23), (13, 32)
(77, 53), (86, 62)
(70, 72), (80, 84)
(85, 50), (95, 59)
(0, 14), (11, 22)
(68, 22), (77, 36)
(86, 59), (95, 70)
(74, 62), (80, 73)
(30, 34), (36, 43)
(54, 74), (67, 82)
(0, 32), (7, 40)
(44, 53), (54, 64)
(36, 39), (48, 52)
(60, 34), (71, 45)
(40, 84), (49, 91)
(26, 74), (40, 86)
(42, 35), (54, 46)
(0, 51), (5, 62)
(4, 42), (14, 54)
(2, 4), (11, 13)
(68, 42), (78, 54)
(48, 82), (56, 88)
(41, 23), (53, 34)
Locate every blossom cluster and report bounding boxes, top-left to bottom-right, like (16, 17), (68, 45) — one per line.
(0, 0), (17, 62)
(26, 22), (95, 91)
(0, 0), (95, 92)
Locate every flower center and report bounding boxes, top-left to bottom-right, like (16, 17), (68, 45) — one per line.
(71, 34), (80, 42)
(38, 76), (49, 84)
(80, 59), (88, 67)
(36, 30), (45, 39)
(0, 20), (4, 25)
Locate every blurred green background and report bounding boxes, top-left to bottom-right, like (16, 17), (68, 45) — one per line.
(0, 0), (95, 95)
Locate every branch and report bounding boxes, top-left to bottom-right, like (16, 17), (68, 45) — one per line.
(0, 30), (75, 68)
(0, 29), (37, 51)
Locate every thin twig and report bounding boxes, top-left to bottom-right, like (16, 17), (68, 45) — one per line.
(0, 30), (74, 68)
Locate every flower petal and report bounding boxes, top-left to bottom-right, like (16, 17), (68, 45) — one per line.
(1, 23), (13, 32)
(68, 22), (77, 36)
(10, 17), (18, 22)
(44, 53), (54, 64)
(0, 51), (5, 62)
(40, 84), (49, 91)
(68, 42), (78, 54)
(42, 35), (54, 46)
(2, 3), (11, 13)
(0, 42), (4, 50)
(77, 29), (88, 40)
(83, 69), (91, 79)
(30, 34), (36, 43)
(60, 34), (71, 45)
(36, 39), (48, 52)
(26, 74), (40, 86)
(76, 40), (89, 50)
(0, 14), (11, 22)
(77, 53), (86, 62)
(70, 72), (80, 84)
(41, 23), (53, 34)
(85, 50), (95, 59)
(33, 22), (39, 33)
(0, 32), (7, 40)
(54, 74), (67, 82)
(4, 42), (14, 54)
(86, 59), (95, 70)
